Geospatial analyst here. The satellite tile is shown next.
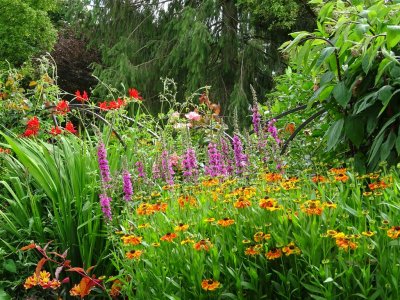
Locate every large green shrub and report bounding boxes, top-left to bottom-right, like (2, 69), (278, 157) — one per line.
(282, 0), (400, 172)
(0, 0), (57, 66)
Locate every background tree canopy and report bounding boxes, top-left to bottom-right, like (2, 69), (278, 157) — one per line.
(67, 0), (316, 124)
(0, 0), (57, 66)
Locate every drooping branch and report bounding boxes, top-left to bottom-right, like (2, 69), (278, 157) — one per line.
(280, 108), (326, 155)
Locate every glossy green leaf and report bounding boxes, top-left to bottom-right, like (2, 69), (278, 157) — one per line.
(326, 118), (344, 151)
(333, 81), (352, 107)
(386, 25), (400, 49)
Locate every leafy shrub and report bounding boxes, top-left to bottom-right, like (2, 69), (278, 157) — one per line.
(281, 0), (400, 171)
(0, 0), (57, 66)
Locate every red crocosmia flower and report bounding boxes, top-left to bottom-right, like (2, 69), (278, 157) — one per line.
(50, 126), (63, 136)
(27, 116), (40, 131)
(98, 99), (126, 111)
(75, 90), (89, 102)
(22, 129), (38, 137)
(117, 98), (125, 107)
(99, 101), (109, 111)
(55, 100), (70, 115)
(108, 101), (118, 110)
(128, 88), (142, 100)
(65, 121), (77, 134)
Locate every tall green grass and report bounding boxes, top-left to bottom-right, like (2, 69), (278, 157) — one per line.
(0, 133), (111, 275)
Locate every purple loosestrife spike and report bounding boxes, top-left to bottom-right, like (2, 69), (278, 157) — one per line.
(161, 150), (175, 185)
(135, 161), (146, 178)
(122, 170), (133, 201)
(152, 161), (161, 179)
(252, 103), (261, 135)
(267, 119), (281, 145)
(205, 143), (226, 177)
(182, 148), (199, 181)
(220, 138), (234, 175)
(232, 135), (249, 175)
(99, 193), (112, 220)
(97, 141), (111, 186)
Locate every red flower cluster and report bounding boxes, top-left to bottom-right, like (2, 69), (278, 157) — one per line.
(98, 98), (125, 111)
(50, 122), (77, 136)
(128, 88), (143, 100)
(55, 100), (70, 115)
(22, 116), (40, 137)
(75, 90), (89, 102)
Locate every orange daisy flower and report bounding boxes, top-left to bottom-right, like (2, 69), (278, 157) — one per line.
(264, 173), (283, 182)
(201, 279), (221, 291)
(178, 195), (197, 207)
(266, 248), (282, 260)
(245, 246), (260, 256)
(387, 226), (400, 239)
(259, 198), (281, 211)
(174, 223), (189, 232)
(253, 232), (271, 242)
(217, 218), (235, 227)
(194, 239), (213, 251)
(362, 231), (375, 237)
(282, 242), (301, 256)
(160, 232), (178, 242)
(312, 175), (326, 183)
(300, 200), (324, 216)
(125, 249), (143, 259)
(121, 235), (142, 246)
(335, 238), (358, 251)
(152, 201), (168, 212)
(234, 197), (251, 208)
(334, 173), (349, 182)
(136, 203), (155, 215)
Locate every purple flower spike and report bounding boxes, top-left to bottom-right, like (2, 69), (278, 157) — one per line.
(97, 141), (111, 186)
(135, 161), (146, 178)
(122, 170), (133, 201)
(182, 148), (199, 181)
(99, 193), (112, 220)
(205, 143), (226, 177)
(161, 150), (175, 186)
(267, 119), (281, 145)
(232, 135), (249, 175)
(252, 103), (261, 134)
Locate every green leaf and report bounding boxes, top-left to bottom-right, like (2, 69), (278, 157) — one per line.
(315, 47), (336, 70)
(326, 119), (344, 151)
(323, 277), (334, 283)
(380, 131), (396, 162)
(388, 240), (400, 246)
(375, 58), (393, 86)
(377, 85), (393, 104)
(345, 116), (364, 147)
(3, 259), (16, 273)
(333, 81), (352, 107)
(386, 25), (400, 49)
(0, 289), (11, 300)
(395, 132), (400, 155)
(302, 283), (324, 294)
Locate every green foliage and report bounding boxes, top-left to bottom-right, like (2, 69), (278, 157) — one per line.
(0, 0), (57, 66)
(0, 56), (62, 135)
(66, 0), (316, 126)
(0, 135), (112, 290)
(237, 0), (300, 29)
(281, 0), (400, 171)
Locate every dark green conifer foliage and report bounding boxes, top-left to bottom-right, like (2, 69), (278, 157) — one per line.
(68, 0), (315, 124)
